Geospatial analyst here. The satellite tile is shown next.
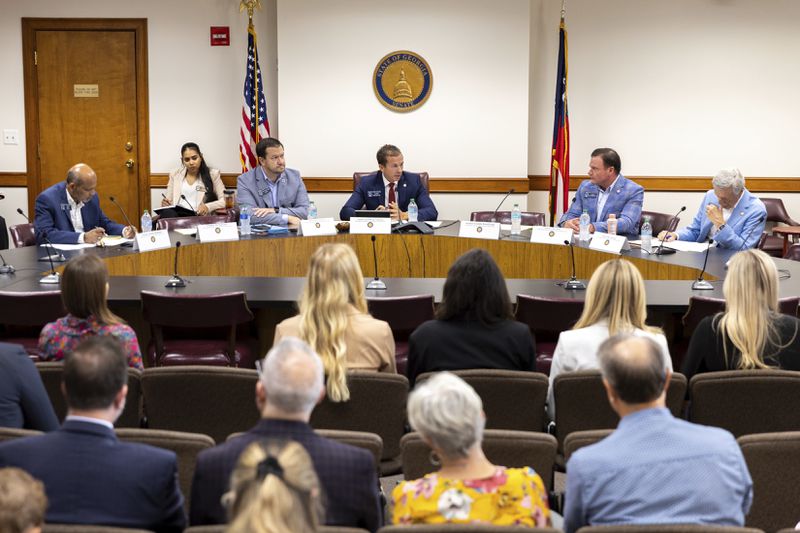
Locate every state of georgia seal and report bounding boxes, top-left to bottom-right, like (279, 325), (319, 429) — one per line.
(373, 50), (433, 112)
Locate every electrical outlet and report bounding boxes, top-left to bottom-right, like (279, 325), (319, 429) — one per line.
(3, 130), (19, 145)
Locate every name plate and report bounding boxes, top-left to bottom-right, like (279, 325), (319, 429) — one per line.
(530, 226), (573, 245)
(135, 229), (171, 252)
(198, 222), (239, 243)
(350, 217), (392, 235)
(300, 218), (337, 236)
(589, 232), (627, 255)
(458, 221), (501, 240)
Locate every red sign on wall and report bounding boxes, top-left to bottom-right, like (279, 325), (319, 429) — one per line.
(210, 26), (230, 46)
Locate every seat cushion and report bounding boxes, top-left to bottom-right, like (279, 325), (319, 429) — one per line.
(159, 351), (236, 367)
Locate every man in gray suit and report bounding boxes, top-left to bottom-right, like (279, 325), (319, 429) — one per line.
(237, 137), (309, 226)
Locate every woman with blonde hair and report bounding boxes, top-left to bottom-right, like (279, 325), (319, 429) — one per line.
(225, 440), (323, 533)
(683, 249), (800, 379)
(274, 243), (395, 402)
(547, 258), (671, 418)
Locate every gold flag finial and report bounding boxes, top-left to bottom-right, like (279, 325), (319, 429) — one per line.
(239, 0), (262, 21)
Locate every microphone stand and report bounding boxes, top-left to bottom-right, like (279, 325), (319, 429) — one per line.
(39, 236), (60, 284)
(16, 208), (66, 262)
(563, 239), (586, 290)
(491, 189), (514, 223)
(180, 195), (198, 214)
(165, 241), (187, 288)
(691, 239), (715, 290)
(108, 196), (138, 249)
(653, 206), (686, 256)
(0, 252), (15, 274)
(366, 235), (386, 290)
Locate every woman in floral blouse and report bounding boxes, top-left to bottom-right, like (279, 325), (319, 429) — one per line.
(38, 254), (143, 369)
(392, 372), (551, 526)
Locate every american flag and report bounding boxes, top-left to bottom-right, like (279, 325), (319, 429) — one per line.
(239, 21), (270, 172)
(548, 14), (570, 226)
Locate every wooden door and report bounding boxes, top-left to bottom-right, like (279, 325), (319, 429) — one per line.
(22, 19), (149, 224)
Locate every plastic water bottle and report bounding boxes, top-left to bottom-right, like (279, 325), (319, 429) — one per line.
(239, 206), (251, 235)
(511, 204), (522, 235)
(308, 201), (317, 219)
(640, 215), (653, 253)
(607, 213), (618, 236)
(408, 198), (418, 222)
(140, 210), (151, 233)
(579, 209), (591, 242)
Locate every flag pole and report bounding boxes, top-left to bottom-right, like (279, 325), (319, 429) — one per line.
(240, 0), (263, 142)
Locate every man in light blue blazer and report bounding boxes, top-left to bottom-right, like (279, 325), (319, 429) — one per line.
(236, 138), (309, 226)
(659, 168), (766, 249)
(558, 148), (643, 237)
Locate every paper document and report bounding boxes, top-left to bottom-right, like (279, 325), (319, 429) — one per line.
(174, 228), (198, 236)
(40, 243), (94, 250)
(629, 239), (712, 253)
(99, 236), (133, 247)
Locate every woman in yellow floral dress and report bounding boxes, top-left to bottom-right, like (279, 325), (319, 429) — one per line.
(392, 373), (551, 526)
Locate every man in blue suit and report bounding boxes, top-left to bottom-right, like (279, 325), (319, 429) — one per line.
(559, 148), (643, 237)
(659, 168), (766, 249)
(0, 337), (186, 532)
(339, 144), (438, 221)
(34, 163), (134, 245)
(237, 137), (309, 226)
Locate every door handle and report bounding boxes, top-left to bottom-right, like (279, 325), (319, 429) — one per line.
(125, 159), (135, 168)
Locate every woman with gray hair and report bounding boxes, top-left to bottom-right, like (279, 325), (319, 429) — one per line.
(391, 372), (551, 526)
(658, 167), (766, 249)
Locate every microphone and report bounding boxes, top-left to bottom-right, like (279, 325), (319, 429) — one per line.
(0, 192), (5, 200)
(562, 239), (586, 290)
(16, 208), (30, 222)
(165, 241), (187, 288)
(365, 235), (386, 290)
(653, 206), (686, 256)
(39, 235), (61, 284)
(691, 238), (715, 290)
(109, 196), (137, 231)
(17, 208), (65, 262)
(0, 252), (14, 275)
(491, 189), (515, 223)
(180, 194), (198, 214)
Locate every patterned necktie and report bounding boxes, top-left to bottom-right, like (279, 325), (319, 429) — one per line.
(388, 182), (396, 205)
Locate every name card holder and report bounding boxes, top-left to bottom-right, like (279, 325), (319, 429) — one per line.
(530, 226), (573, 245)
(589, 232), (628, 255)
(458, 221), (501, 240)
(197, 222), (240, 243)
(135, 229), (171, 252)
(300, 218), (338, 236)
(350, 217), (392, 235)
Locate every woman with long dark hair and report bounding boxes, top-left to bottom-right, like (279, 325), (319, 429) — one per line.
(161, 142), (225, 215)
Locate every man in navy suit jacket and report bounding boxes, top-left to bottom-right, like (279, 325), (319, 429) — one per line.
(0, 337), (186, 532)
(340, 144), (438, 221)
(190, 337), (382, 531)
(34, 163), (134, 245)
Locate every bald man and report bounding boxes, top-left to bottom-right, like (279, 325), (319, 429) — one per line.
(34, 163), (135, 245)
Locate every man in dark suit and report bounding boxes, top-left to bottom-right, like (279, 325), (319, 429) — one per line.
(0, 342), (59, 431)
(340, 144), (438, 221)
(190, 337), (382, 531)
(34, 163), (135, 244)
(0, 337), (186, 532)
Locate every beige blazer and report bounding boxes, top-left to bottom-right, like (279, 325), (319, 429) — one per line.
(165, 167), (226, 213)
(274, 309), (397, 373)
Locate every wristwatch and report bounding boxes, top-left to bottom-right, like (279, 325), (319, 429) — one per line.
(718, 224), (726, 231)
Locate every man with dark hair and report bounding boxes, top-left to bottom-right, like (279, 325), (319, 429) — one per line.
(0, 337), (186, 532)
(563, 334), (752, 533)
(558, 148), (643, 237)
(236, 137), (309, 226)
(339, 144), (438, 221)
(34, 163), (135, 244)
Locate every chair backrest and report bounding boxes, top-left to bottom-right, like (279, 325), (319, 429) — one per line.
(415, 369), (548, 432)
(0, 427), (43, 442)
(378, 528), (562, 533)
(183, 527), (226, 533)
(737, 432), (800, 532)
(315, 429), (383, 472)
(115, 428), (215, 512)
(640, 210), (680, 236)
(42, 526), (154, 533)
(784, 243), (800, 261)
(353, 171), (430, 192)
(154, 214), (234, 231)
(563, 429), (614, 462)
(515, 294), (584, 344)
(0, 290), (65, 327)
(9, 223), (36, 248)
(141, 366), (260, 443)
(367, 295), (434, 342)
(400, 430), (557, 491)
(761, 197), (799, 226)
(681, 296), (726, 333)
(35, 362), (142, 427)
(554, 370), (687, 451)
(574, 526), (764, 533)
(309, 372), (408, 468)
(470, 211), (546, 226)
(689, 370), (800, 437)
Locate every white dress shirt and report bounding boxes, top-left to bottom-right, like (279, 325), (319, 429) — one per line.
(595, 176), (620, 223)
(66, 192), (86, 243)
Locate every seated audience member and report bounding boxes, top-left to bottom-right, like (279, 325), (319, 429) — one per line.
(38, 254), (143, 370)
(160, 142), (225, 216)
(34, 163), (135, 245)
(0, 337), (186, 531)
(224, 440), (323, 533)
(275, 243), (396, 401)
(659, 168), (766, 249)
(558, 148), (643, 237)
(564, 334), (752, 533)
(0, 343), (58, 431)
(683, 249), (800, 380)
(190, 337), (381, 531)
(392, 372), (551, 526)
(0, 467), (47, 533)
(339, 144), (438, 221)
(547, 259), (671, 419)
(237, 137), (309, 226)
(406, 248), (535, 387)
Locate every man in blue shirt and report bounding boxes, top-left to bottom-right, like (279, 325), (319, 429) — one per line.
(564, 334), (752, 533)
